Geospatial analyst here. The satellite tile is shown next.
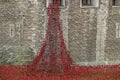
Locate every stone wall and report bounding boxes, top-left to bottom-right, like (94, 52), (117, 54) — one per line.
(68, 0), (97, 63)
(0, 0), (38, 65)
(105, 5), (120, 61)
(0, 0), (69, 65)
(0, 0), (120, 66)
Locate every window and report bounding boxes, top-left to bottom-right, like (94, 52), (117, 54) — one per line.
(82, 0), (92, 6)
(112, 0), (120, 6)
(80, 0), (99, 8)
(116, 23), (120, 38)
(46, 0), (65, 8)
(112, 0), (115, 5)
(9, 24), (15, 37)
(1, 0), (9, 2)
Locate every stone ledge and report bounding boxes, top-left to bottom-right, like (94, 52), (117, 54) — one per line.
(76, 60), (120, 66)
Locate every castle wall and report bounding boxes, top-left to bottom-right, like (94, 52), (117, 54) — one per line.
(0, 0), (120, 65)
(68, 0), (97, 63)
(105, 3), (120, 61)
(0, 0), (38, 65)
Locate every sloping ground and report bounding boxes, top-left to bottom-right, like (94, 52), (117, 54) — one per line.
(0, 64), (120, 80)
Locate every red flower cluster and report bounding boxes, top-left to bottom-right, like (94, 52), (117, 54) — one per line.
(0, 2), (120, 80)
(0, 64), (120, 80)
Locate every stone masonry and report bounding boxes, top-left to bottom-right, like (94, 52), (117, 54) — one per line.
(0, 0), (120, 66)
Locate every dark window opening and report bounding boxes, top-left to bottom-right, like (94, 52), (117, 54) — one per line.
(1, 0), (10, 2)
(52, 0), (62, 6)
(112, 0), (120, 6)
(82, 0), (92, 6)
(112, 0), (116, 5)
(47, 0), (65, 7)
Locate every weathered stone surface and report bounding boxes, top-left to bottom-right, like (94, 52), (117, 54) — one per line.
(0, 46), (35, 65)
(0, 0), (120, 65)
(96, 0), (109, 62)
(105, 7), (120, 61)
(68, 0), (97, 62)
(0, 0), (42, 65)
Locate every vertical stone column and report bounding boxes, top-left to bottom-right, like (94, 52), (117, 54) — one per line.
(23, 0), (39, 53)
(96, 0), (109, 63)
(30, 0), (39, 53)
(34, 1), (47, 55)
(60, 0), (69, 48)
(61, 11), (69, 48)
